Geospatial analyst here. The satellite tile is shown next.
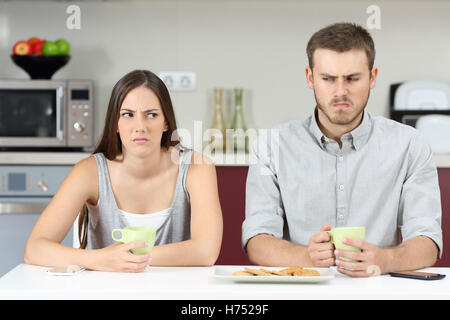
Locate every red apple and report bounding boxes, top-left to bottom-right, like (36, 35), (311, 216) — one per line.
(27, 37), (40, 45)
(31, 40), (46, 55)
(13, 41), (32, 55)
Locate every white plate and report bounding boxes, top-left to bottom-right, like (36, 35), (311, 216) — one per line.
(214, 266), (334, 283)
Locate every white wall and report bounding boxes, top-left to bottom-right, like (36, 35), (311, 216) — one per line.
(1, 0), (449, 150)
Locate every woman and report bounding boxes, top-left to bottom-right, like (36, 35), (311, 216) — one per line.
(24, 70), (223, 272)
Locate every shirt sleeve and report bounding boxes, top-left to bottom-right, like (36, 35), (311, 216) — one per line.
(241, 131), (285, 252)
(398, 130), (443, 258)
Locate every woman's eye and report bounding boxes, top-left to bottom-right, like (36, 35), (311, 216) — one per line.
(121, 112), (133, 118)
(146, 113), (158, 118)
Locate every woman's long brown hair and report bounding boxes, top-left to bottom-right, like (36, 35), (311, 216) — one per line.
(78, 70), (179, 249)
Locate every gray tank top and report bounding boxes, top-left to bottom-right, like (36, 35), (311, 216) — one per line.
(86, 149), (192, 250)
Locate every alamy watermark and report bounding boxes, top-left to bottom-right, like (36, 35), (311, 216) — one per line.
(366, 4), (381, 30)
(66, 5), (81, 30)
(169, 121), (280, 175)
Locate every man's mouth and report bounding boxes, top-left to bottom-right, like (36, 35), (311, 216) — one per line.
(332, 100), (351, 108)
(333, 103), (350, 108)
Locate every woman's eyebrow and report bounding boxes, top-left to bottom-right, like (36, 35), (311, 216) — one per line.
(120, 108), (159, 112)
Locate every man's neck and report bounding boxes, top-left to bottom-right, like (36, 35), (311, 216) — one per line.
(315, 108), (364, 148)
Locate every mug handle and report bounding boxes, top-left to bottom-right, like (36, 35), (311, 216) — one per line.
(112, 229), (123, 242)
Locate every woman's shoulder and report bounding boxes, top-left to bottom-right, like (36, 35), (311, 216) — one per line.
(68, 154), (99, 184)
(185, 151), (216, 185)
(74, 154), (98, 172)
(187, 150), (214, 168)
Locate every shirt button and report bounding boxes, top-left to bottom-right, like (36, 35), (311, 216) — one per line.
(338, 156), (344, 161)
(338, 214), (344, 219)
(339, 185), (345, 190)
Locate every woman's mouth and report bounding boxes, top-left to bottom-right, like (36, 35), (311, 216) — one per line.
(133, 138), (149, 144)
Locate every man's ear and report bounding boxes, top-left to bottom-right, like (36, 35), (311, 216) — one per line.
(305, 66), (314, 89)
(370, 66), (378, 89)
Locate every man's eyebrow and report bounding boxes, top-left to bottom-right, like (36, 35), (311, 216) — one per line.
(319, 72), (362, 78)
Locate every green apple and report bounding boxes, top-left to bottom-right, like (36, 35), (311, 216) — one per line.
(42, 41), (59, 55)
(55, 39), (70, 55)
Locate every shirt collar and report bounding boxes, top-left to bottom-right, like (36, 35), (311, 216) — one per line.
(308, 108), (373, 151)
(348, 110), (372, 150)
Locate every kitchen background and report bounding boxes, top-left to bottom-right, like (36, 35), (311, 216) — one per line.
(1, 0), (450, 276)
(1, 0), (450, 143)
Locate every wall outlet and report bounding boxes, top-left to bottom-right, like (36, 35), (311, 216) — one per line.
(158, 71), (196, 92)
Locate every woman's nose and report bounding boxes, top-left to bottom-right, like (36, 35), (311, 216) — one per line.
(134, 115), (146, 132)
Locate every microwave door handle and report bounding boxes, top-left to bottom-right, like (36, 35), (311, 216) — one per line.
(56, 86), (64, 141)
(0, 202), (48, 215)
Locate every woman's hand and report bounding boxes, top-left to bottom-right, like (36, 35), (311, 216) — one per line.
(94, 242), (152, 272)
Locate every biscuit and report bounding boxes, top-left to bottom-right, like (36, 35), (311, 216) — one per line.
(244, 268), (273, 276)
(232, 266), (321, 277)
(279, 267), (303, 276)
(293, 268), (320, 277)
(232, 271), (254, 276)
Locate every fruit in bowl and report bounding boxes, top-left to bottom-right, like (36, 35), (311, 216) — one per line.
(31, 40), (46, 55)
(12, 41), (32, 55)
(11, 37), (72, 79)
(12, 37), (71, 56)
(55, 39), (70, 55)
(42, 41), (59, 55)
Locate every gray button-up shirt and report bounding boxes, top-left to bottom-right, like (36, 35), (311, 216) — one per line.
(242, 110), (442, 258)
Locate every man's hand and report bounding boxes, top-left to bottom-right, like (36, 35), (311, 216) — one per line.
(307, 224), (335, 267)
(334, 238), (388, 277)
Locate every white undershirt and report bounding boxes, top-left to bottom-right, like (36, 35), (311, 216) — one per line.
(119, 208), (171, 230)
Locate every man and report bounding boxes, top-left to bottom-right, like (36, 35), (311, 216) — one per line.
(242, 22), (442, 277)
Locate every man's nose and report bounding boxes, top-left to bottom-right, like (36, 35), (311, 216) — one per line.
(334, 79), (349, 97)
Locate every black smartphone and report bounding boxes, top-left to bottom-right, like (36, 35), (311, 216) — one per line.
(389, 271), (446, 280)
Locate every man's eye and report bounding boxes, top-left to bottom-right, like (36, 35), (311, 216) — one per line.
(348, 77), (359, 81)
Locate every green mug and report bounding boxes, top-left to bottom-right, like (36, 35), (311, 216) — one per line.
(112, 226), (156, 255)
(327, 226), (365, 262)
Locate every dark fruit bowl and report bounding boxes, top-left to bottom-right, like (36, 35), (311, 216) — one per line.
(11, 55), (71, 79)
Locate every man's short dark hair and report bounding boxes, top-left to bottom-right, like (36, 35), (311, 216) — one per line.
(306, 22), (376, 71)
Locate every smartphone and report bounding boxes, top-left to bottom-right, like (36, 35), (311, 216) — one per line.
(46, 265), (85, 276)
(389, 271), (445, 280)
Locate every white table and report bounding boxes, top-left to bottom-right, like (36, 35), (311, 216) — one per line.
(0, 264), (449, 300)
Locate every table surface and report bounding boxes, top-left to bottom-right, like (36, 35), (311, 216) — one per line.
(0, 151), (252, 166)
(0, 264), (449, 300)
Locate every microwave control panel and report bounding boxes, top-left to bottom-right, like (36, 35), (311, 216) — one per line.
(67, 80), (94, 147)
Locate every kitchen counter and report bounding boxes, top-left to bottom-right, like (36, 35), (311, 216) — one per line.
(0, 264), (449, 300)
(1, 152), (450, 167)
(0, 151), (251, 166)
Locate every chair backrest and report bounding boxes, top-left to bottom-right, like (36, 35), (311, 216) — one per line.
(72, 214), (80, 248)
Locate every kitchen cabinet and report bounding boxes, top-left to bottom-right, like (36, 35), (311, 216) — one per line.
(215, 167), (450, 267)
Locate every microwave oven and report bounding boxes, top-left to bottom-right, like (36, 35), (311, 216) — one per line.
(0, 79), (93, 150)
